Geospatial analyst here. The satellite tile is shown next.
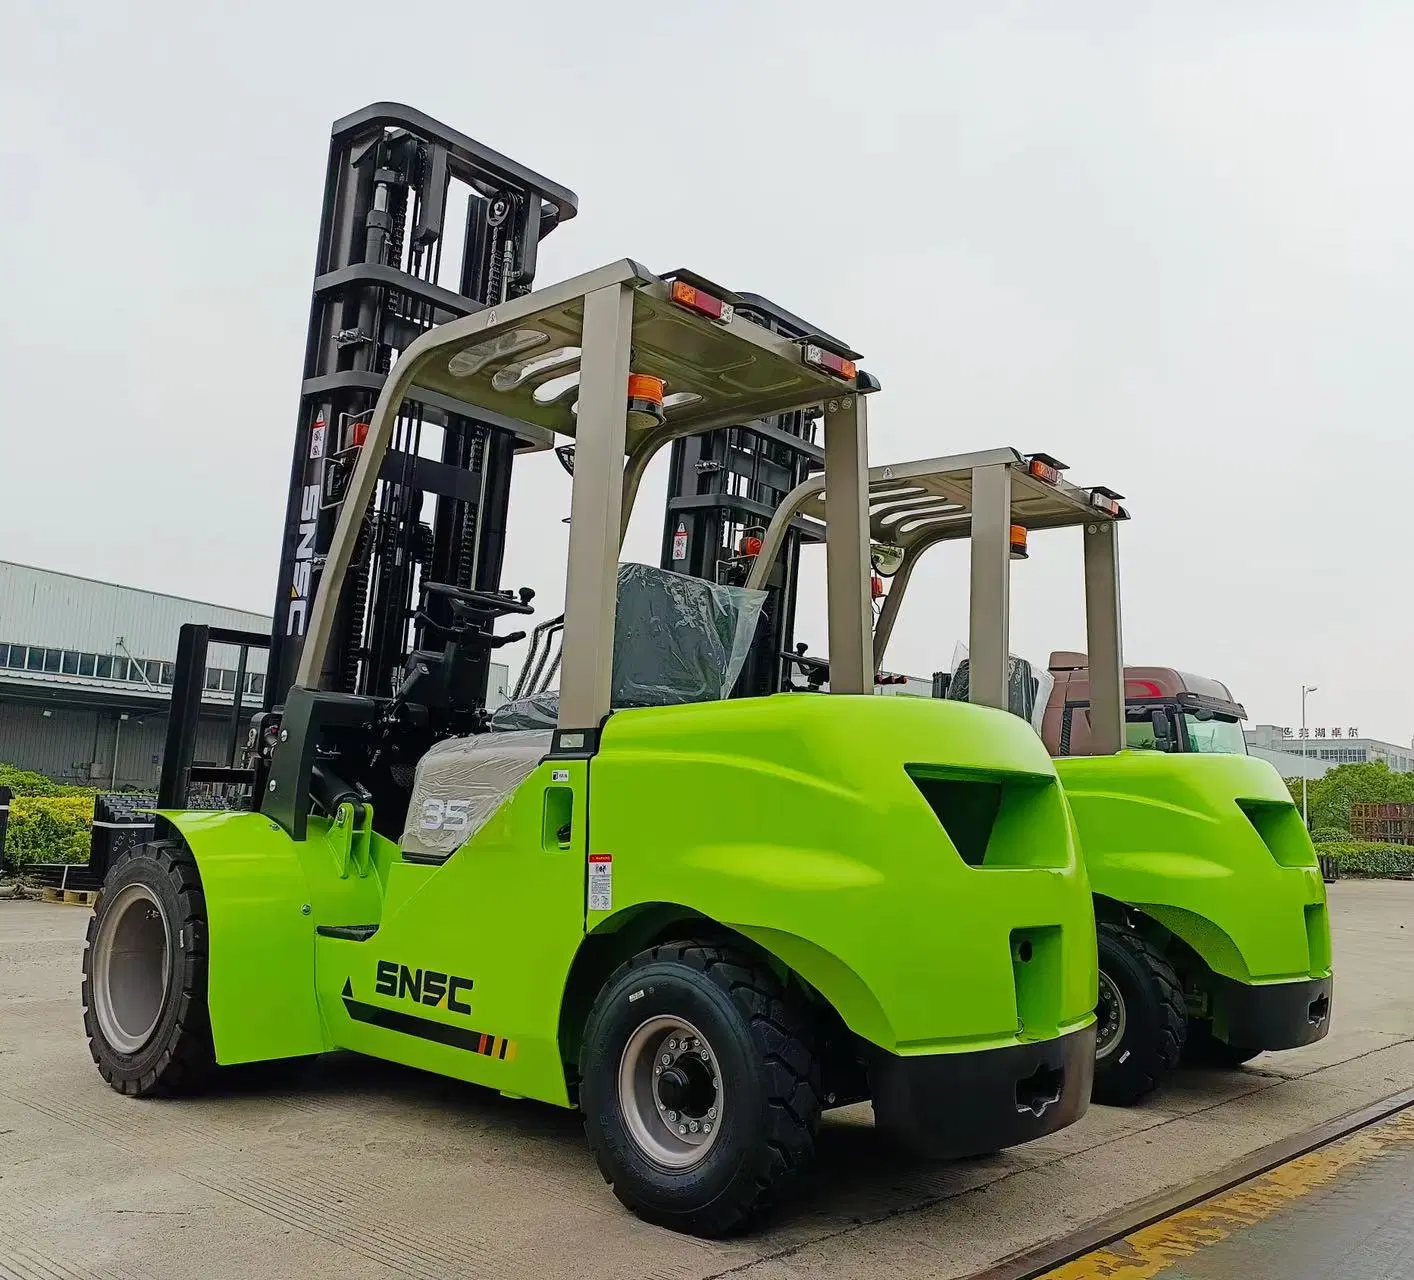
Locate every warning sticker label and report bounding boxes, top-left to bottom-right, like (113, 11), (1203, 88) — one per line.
(588, 854), (612, 912)
(309, 417), (327, 460)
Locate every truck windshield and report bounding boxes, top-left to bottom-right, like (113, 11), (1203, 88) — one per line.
(1183, 715), (1247, 755)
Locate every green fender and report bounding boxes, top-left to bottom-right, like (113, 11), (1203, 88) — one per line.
(159, 808), (386, 1065)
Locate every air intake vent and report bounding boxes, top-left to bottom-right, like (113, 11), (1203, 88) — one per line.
(1237, 799), (1318, 869)
(907, 774), (1003, 866)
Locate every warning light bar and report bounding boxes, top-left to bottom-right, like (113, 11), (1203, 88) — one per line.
(1026, 453), (1067, 486)
(1009, 525), (1029, 560)
(670, 280), (734, 324)
(802, 344), (857, 382)
(1089, 487), (1125, 518)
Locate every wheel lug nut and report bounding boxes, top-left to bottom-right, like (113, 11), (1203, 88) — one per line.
(667, 1038), (678, 1051)
(703, 1122), (712, 1134)
(688, 1120), (699, 1133)
(700, 1050), (710, 1061)
(661, 1053), (671, 1065)
(654, 1066), (662, 1075)
(666, 1110), (677, 1122)
(711, 1078), (719, 1089)
(678, 1125), (688, 1135)
(707, 1106), (717, 1119)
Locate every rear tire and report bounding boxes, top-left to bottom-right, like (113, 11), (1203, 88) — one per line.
(81, 839), (215, 1096)
(1091, 922), (1186, 1106)
(578, 940), (821, 1236)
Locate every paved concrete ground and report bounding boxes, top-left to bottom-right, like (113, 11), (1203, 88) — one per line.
(1, 882), (1410, 1280)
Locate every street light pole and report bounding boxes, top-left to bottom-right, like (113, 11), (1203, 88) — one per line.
(1301, 683), (1318, 829)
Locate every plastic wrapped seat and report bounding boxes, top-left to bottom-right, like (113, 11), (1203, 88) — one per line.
(489, 563), (765, 731)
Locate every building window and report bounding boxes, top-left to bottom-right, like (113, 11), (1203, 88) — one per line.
(4, 645), (24, 670)
(159, 662), (176, 686)
(78, 653), (96, 677)
(246, 672), (265, 698)
(220, 669), (237, 693)
(205, 667), (222, 691)
(26, 648), (43, 672)
(43, 648), (62, 673)
(61, 651), (80, 675)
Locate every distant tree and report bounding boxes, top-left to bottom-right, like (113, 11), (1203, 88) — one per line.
(1284, 762), (1414, 833)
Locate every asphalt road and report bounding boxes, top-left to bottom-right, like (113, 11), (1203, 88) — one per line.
(1, 881), (1411, 1280)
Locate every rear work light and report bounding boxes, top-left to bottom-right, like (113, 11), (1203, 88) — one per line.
(1027, 453), (1067, 485)
(1010, 525), (1029, 559)
(670, 280), (734, 324)
(1089, 487), (1124, 517)
(802, 344), (858, 382)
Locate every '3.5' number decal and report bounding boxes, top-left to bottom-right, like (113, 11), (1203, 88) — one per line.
(419, 798), (472, 832)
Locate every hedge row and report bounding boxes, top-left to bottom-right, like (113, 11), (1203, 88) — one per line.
(0, 762), (95, 799)
(1319, 841), (1414, 879)
(4, 796), (93, 866)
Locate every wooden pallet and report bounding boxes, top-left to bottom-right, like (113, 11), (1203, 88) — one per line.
(40, 886), (98, 907)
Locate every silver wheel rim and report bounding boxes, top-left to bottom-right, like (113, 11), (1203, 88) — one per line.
(92, 883), (172, 1056)
(1095, 971), (1127, 1060)
(617, 1015), (724, 1169)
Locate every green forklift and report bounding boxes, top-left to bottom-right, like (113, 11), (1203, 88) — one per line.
(748, 448), (1333, 1106)
(80, 266), (1100, 1235)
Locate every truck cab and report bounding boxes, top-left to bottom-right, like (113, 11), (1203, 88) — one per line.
(1043, 652), (1249, 758)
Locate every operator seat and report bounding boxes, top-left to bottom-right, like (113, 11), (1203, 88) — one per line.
(489, 563), (766, 731)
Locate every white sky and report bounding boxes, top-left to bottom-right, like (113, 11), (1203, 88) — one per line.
(2, 1), (1410, 742)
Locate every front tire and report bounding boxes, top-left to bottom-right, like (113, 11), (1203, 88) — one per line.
(578, 940), (821, 1236)
(1091, 922), (1186, 1106)
(81, 839), (215, 1096)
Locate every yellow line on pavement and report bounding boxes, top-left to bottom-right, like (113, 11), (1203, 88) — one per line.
(1040, 1108), (1414, 1278)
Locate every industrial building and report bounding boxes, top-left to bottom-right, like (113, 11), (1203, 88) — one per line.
(0, 561), (508, 790)
(1245, 723), (1414, 777)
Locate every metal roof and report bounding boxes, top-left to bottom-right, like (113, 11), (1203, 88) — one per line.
(0, 561), (269, 700)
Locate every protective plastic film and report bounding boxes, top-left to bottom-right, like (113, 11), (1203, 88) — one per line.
(944, 641), (1054, 736)
(399, 729), (553, 858)
(491, 563), (766, 730)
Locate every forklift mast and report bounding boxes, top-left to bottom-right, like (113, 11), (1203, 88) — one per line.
(266, 104), (578, 711)
(659, 294), (856, 696)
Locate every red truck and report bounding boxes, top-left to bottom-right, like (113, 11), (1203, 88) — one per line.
(1041, 651), (1249, 758)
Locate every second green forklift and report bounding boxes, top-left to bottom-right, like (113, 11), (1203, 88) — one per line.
(746, 448), (1333, 1105)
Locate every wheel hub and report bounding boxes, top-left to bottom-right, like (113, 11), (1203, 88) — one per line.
(91, 883), (172, 1057)
(618, 1015), (724, 1169)
(1095, 970), (1127, 1060)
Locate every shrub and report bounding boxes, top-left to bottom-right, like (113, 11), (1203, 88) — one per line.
(1319, 841), (1414, 879)
(1310, 827), (1348, 844)
(5, 796), (93, 866)
(0, 761), (96, 799)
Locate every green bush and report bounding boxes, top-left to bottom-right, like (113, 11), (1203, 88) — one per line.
(6, 795), (93, 866)
(1320, 841), (1414, 879)
(1310, 827), (1348, 844)
(0, 761), (95, 799)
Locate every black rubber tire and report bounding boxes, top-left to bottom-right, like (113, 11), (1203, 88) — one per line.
(579, 939), (822, 1236)
(81, 839), (216, 1096)
(1183, 1023), (1264, 1069)
(1091, 922), (1187, 1107)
